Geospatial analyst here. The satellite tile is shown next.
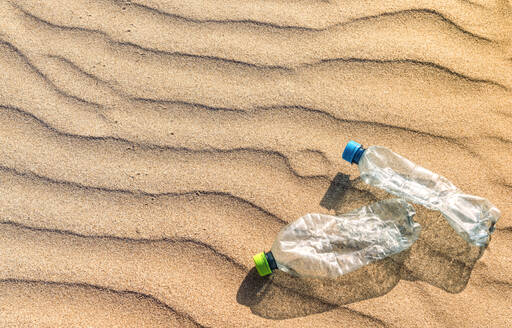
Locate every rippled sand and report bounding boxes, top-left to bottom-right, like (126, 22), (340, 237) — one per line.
(0, 0), (511, 327)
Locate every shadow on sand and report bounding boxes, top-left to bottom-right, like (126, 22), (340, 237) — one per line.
(237, 173), (485, 319)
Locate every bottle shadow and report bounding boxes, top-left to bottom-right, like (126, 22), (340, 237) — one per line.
(236, 173), (486, 319)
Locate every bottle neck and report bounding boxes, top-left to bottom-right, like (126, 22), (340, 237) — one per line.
(265, 251), (278, 271)
(353, 147), (366, 164)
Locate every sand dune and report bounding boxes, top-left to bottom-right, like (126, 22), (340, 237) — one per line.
(0, 0), (511, 327)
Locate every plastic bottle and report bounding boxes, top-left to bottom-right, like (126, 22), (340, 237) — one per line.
(342, 140), (500, 246)
(253, 199), (420, 278)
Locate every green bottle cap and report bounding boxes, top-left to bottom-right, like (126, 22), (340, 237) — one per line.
(253, 252), (272, 276)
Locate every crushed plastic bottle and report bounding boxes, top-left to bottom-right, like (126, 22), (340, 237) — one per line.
(342, 140), (501, 247)
(253, 199), (420, 278)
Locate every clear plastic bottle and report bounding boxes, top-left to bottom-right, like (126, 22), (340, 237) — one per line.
(253, 199), (420, 278)
(342, 140), (501, 247)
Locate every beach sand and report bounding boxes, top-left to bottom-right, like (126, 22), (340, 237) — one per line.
(0, 0), (511, 327)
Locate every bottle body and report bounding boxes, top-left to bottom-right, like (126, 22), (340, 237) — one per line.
(268, 199), (420, 278)
(358, 146), (500, 246)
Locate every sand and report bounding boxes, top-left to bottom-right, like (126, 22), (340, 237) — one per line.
(0, 0), (511, 327)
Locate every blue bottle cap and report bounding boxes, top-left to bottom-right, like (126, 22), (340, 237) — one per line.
(342, 140), (366, 164)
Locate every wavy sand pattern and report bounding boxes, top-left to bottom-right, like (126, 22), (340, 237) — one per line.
(0, 0), (511, 327)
